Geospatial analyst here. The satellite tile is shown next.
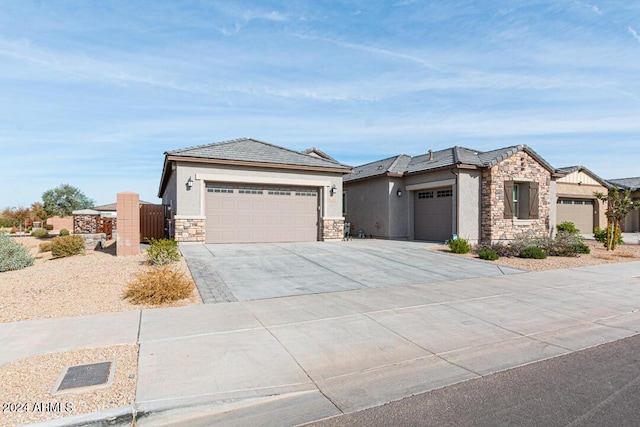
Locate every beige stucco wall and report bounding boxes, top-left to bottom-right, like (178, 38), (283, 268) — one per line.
(457, 170), (481, 242)
(622, 190), (640, 232)
(481, 151), (552, 242)
(171, 162), (344, 220)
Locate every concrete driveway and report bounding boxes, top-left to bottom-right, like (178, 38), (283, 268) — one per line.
(180, 240), (524, 303)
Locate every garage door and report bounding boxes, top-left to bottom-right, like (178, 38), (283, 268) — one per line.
(556, 198), (594, 234)
(414, 187), (453, 242)
(205, 183), (318, 243)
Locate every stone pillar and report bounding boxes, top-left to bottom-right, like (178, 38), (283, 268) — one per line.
(116, 192), (140, 256)
(322, 218), (344, 241)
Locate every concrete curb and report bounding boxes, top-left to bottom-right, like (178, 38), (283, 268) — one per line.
(26, 405), (134, 427)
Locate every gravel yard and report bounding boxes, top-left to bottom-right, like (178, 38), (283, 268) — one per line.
(435, 239), (640, 271)
(1, 237), (202, 323)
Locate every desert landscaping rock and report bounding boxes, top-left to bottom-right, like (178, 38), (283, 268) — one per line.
(0, 344), (137, 426)
(1, 237), (202, 323)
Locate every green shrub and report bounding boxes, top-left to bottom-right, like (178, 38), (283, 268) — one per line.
(146, 238), (180, 265)
(123, 265), (194, 305)
(556, 221), (581, 235)
(45, 224), (54, 231)
(478, 248), (499, 261)
(51, 235), (85, 257)
(447, 237), (471, 254)
(519, 246), (547, 259)
(31, 229), (49, 238)
(39, 241), (53, 252)
(0, 233), (35, 272)
(59, 228), (70, 236)
(594, 226), (623, 247)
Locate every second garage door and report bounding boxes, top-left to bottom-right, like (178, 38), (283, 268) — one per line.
(205, 183), (319, 243)
(414, 187), (453, 242)
(556, 198), (595, 234)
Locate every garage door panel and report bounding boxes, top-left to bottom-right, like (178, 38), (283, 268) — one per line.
(206, 183), (319, 243)
(557, 199), (594, 233)
(414, 187), (453, 242)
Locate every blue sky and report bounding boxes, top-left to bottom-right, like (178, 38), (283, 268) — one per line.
(1, 0), (639, 208)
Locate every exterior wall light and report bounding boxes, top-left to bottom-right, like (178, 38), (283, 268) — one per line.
(186, 176), (194, 190)
(397, 189), (403, 197)
(330, 185), (337, 196)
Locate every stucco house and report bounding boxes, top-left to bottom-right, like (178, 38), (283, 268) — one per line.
(343, 145), (563, 243)
(607, 177), (640, 232)
(554, 166), (609, 234)
(158, 138), (351, 243)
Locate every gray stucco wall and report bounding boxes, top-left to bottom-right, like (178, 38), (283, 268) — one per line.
(161, 167), (178, 216)
(388, 177), (408, 238)
(344, 177), (390, 237)
(457, 170), (481, 242)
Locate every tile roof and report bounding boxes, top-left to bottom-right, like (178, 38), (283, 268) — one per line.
(346, 144), (555, 182)
(167, 137), (350, 170)
(607, 177), (640, 190)
(93, 200), (155, 211)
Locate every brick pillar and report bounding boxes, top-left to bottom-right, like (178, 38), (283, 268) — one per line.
(116, 192), (140, 256)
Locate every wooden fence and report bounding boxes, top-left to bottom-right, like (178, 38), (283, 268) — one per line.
(140, 204), (165, 242)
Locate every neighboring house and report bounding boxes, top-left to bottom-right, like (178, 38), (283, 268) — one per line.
(607, 177), (640, 232)
(94, 200), (156, 219)
(343, 145), (562, 243)
(554, 166), (609, 234)
(158, 138), (351, 243)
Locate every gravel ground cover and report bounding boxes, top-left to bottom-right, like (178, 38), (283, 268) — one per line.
(0, 345), (137, 426)
(434, 240), (640, 271)
(1, 237), (202, 323)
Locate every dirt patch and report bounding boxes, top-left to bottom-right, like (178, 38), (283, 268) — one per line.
(1, 237), (202, 323)
(433, 240), (640, 272)
(0, 345), (137, 426)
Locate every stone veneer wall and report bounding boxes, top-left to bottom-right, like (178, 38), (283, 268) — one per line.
(481, 151), (551, 242)
(322, 218), (344, 240)
(73, 214), (99, 234)
(174, 218), (205, 242)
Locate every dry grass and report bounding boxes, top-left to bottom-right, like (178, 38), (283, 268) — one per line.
(123, 265), (195, 305)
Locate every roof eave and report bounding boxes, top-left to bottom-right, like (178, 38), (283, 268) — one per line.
(166, 155), (352, 174)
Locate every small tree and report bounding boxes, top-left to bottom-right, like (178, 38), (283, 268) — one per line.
(1, 206), (31, 231)
(42, 184), (94, 217)
(594, 187), (640, 251)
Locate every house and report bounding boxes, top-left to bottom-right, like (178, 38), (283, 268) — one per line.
(158, 138), (351, 243)
(554, 166), (609, 234)
(343, 145), (563, 243)
(606, 177), (640, 232)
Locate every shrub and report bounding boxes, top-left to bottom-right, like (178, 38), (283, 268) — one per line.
(475, 242), (520, 258)
(31, 229), (49, 238)
(123, 265), (194, 305)
(447, 237), (471, 254)
(10, 227), (17, 234)
(45, 224), (54, 231)
(556, 221), (580, 235)
(594, 226), (623, 247)
(0, 233), (35, 272)
(51, 235), (85, 257)
(39, 241), (53, 252)
(519, 246), (547, 259)
(59, 228), (70, 236)
(146, 238), (180, 265)
(478, 248), (499, 261)
(547, 231), (589, 257)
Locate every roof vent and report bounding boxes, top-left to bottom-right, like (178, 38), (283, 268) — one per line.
(377, 165), (384, 170)
(428, 149), (434, 161)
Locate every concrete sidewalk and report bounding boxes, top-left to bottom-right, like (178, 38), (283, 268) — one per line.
(4, 262), (640, 426)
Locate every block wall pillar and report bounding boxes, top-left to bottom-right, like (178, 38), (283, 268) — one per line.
(116, 192), (140, 256)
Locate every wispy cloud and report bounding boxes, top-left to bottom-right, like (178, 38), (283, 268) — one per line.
(628, 26), (640, 44)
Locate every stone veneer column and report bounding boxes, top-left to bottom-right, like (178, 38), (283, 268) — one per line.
(322, 218), (344, 241)
(174, 217), (206, 242)
(116, 192), (140, 256)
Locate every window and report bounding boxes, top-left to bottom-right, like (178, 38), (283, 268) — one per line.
(238, 186), (263, 195)
(268, 188), (291, 196)
(206, 184), (233, 193)
(504, 181), (538, 220)
(342, 191), (347, 215)
(418, 191), (434, 199)
(437, 189), (453, 198)
(295, 189), (318, 197)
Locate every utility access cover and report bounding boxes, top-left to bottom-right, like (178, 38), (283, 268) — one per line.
(53, 361), (115, 395)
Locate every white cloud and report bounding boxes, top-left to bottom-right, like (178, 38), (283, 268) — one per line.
(628, 26), (640, 44)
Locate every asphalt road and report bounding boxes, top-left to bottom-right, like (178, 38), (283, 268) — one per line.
(307, 333), (640, 427)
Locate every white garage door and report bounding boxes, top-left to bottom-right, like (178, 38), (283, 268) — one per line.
(414, 187), (453, 242)
(205, 184), (319, 243)
(556, 198), (595, 234)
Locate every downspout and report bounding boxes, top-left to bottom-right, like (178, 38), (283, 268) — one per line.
(451, 168), (459, 238)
